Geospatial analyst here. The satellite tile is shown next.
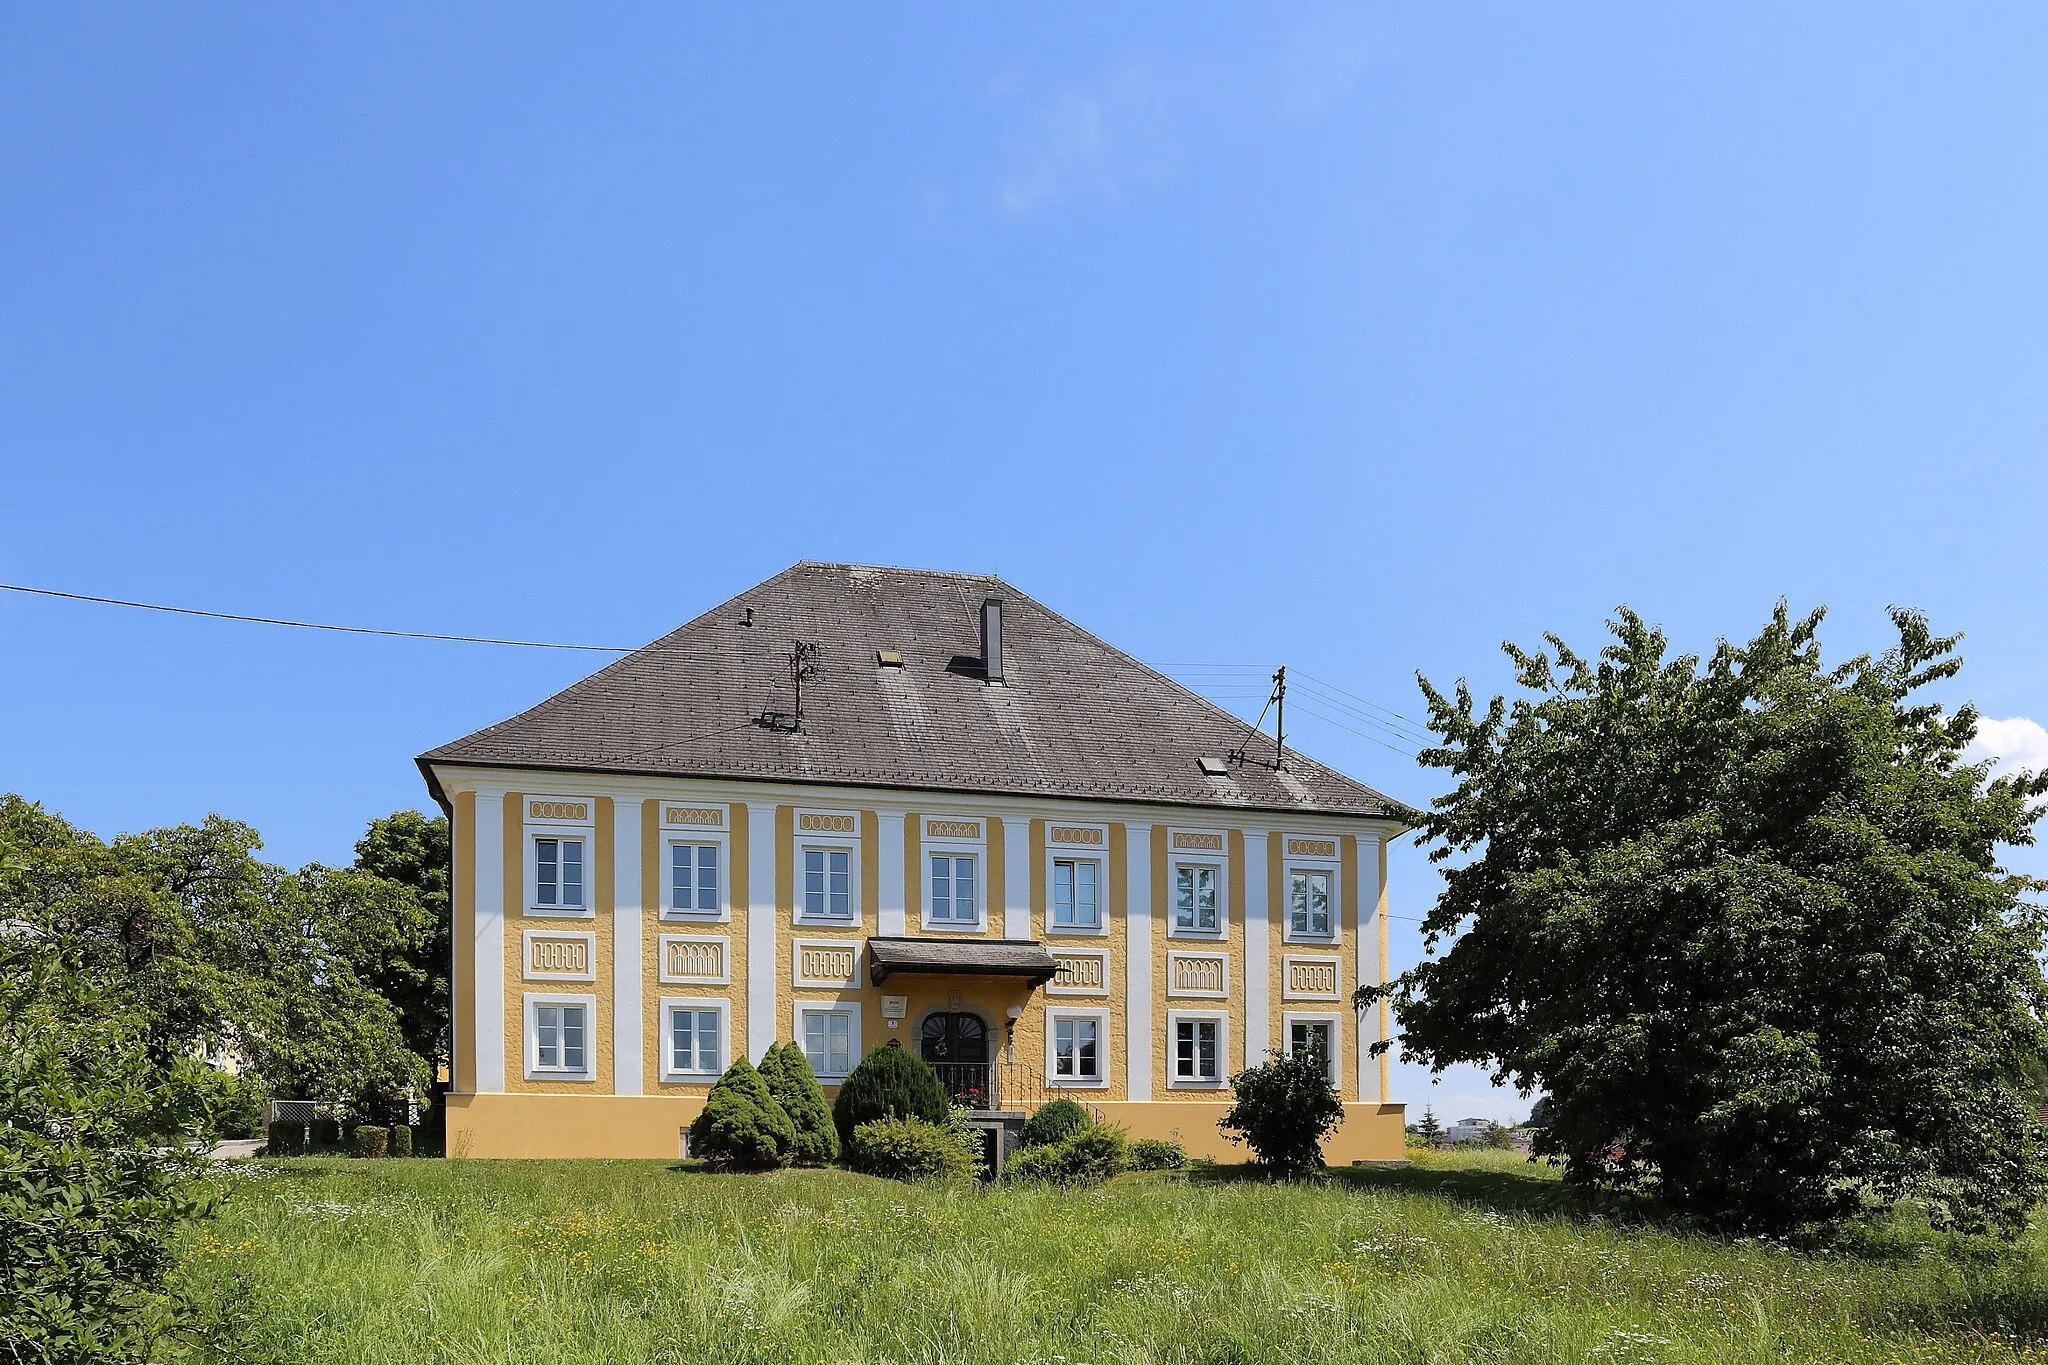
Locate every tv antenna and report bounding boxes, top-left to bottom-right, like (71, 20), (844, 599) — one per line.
(787, 640), (819, 728)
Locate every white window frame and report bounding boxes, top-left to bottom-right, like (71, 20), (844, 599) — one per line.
(1046, 1007), (1110, 1089)
(1047, 854), (1108, 936)
(523, 992), (597, 1081)
(1167, 1009), (1230, 1089)
(661, 832), (730, 922)
(658, 996), (730, 1082)
(793, 1002), (861, 1081)
(795, 836), (861, 927)
(1283, 864), (1340, 943)
(1167, 858), (1227, 939)
(922, 849), (985, 931)
(1283, 1011), (1342, 1086)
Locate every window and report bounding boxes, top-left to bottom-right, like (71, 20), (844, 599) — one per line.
(1289, 869), (1333, 937)
(1174, 1017), (1221, 1084)
(800, 1006), (856, 1078)
(928, 854), (978, 924)
(665, 1003), (723, 1077)
(802, 848), (852, 920)
(1173, 864), (1220, 933)
(527, 997), (592, 1077)
(669, 843), (719, 916)
(1052, 858), (1101, 929)
(1053, 1016), (1100, 1081)
(534, 836), (585, 910)
(1287, 1016), (1340, 1084)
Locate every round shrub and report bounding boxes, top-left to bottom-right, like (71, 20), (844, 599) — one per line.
(1004, 1124), (1128, 1186)
(846, 1116), (976, 1180)
(690, 1057), (796, 1169)
(758, 1041), (839, 1166)
(1017, 1098), (1090, 1150)
(830, 1041), (950, 1143)
(1129, 1137), (1187, 1171)
(352, 1124), (389, 1158)
(389, 1124), (413, 1158)
(1219, 1050), (1343, 1175)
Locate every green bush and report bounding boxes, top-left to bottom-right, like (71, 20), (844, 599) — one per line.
(389, 1124), (413, 1158)
(265, 1119), (306, 1156)
(689, 1057), (796, 1169)
(0, 933), (214, 1361)
(758, 1041), (839, 1166)
(830, 1041), (950, 1143)
(846, 1117), (976, 1180)
(192, 1068), (267, 1140)
(352, 1125), (389, 1158)
(312, 1119), (344, 1150)
(1017, 1097), (1090, 1149)
(1128, 1137), (1187, 1171)
(1004, 1124), (1128, 1186)
(1220, 1051), (1343, 1176)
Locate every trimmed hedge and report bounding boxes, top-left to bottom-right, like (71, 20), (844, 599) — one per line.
(1005, 1123), (1128, 1186)
(389, 1124), (413, 1158)
(265, 1119), (306, 1156)
(758, 1041), (838, 1166)
(1017, 1098), (1090, 1150)
(830, 1041), (950, 1143)
(1129, 1137), (1188, 1171)
(846, 1117), (976, 1180)
(352, 1125), (389, 1158)
(689, 1057), (796, 1169)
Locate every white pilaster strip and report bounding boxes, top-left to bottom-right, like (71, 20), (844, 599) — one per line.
(473, 792), (507, 1094)
(612, 799), (644, 1095)
(1358, 834), (1384, 1103)
(746, 801), (778, 1063)
(878, 811), (907, 937)
(1124, 822), (1153, 1100)
(1243, 828), (1271, 1066)
(1002, 817), (1031, 939)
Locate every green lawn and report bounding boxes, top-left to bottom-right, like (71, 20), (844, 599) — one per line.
(177, 1151), (2048, 1364)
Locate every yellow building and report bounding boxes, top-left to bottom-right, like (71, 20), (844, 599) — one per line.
(420, 563), (1408, 1163)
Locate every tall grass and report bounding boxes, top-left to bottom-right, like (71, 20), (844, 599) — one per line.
(177, 1150), (2048, 1363)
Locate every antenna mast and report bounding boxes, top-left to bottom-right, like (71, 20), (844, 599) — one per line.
(1273, 665), (1286, 771)
(787, 641), (818, 729)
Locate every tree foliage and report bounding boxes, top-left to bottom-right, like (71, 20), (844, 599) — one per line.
(829, 1041), (951, 1143)
(1367, 605), (2048, 1234)
(344, 810), (452, 1083)
(689, 1058), (796, 1169)
(757, 1041), (839, 1166)
(1219, 1050), (1343, 1175)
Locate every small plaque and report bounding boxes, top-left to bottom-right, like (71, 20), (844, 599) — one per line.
(880, 995), (908, 1020)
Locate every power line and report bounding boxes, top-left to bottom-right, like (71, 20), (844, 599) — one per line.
(0, 583), (637, 652)
(1289, 700), (1422, 759)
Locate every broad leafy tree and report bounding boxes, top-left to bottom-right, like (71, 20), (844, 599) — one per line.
(344, 810), (452, 1080)
(1365, 606), (2048, 1234)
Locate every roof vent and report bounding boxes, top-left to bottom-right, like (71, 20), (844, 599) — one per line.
(980, 597), (1005, 684)
(1198, 756), (1228, 777)
(876, 648), (904, 668)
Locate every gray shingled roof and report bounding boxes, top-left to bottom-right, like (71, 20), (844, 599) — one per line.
(419, 562), (1402, 820)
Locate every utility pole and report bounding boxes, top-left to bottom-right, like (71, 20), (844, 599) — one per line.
(1273, 665), (1287, 771)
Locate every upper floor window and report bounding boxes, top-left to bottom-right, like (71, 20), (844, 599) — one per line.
(669, 843), (720, 916)
(1052, 858), (1101, 929)
(1174, 864), (1221, 934)
(803, 847), (852, 920)
(1289, 869), (1333, 938)
(534, 837), (585, 911)
(928, 854), (978, 924)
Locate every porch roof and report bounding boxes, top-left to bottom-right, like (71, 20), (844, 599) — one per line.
(865, 936), (1058, 987)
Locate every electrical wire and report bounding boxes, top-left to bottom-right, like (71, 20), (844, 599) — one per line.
(0, 582), (637, 652)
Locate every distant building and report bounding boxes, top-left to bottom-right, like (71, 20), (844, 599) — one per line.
(420, 563), (1413, 1162)
(1443, 1117), (1499, 1144)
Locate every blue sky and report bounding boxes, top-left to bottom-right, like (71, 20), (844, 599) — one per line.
(5, 6), (2046, 1122)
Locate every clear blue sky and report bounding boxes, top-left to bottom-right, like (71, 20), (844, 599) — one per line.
(6, 6), (2046, 1122)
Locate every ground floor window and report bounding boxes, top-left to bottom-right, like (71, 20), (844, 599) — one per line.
(524, 994), (596, 1080)
(799, 1005), (858, 1079)
(1048, 1010), (1107, 1085)
(1286, 1016), (1339, 1085)
(1170, 1012), (1227, 1087)
(661, 999), (726, 1079)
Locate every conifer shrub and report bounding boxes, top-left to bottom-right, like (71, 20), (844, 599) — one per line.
(757, 1041), (838, 1166)
(845, 1116), (976, 1180)
(1004, 1123), (1128, 1186)
(352, 1125), (389, 1158)
(389, 1124), (413, 1158)
(830, 1041), (950, 1144)
(689, 1057), (796, 1169)
(1129, 1137), (1188, 1171)
(1017, 1097), (1090, 1149)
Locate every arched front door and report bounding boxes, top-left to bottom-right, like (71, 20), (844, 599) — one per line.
(920, 1012), (991, 1107)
